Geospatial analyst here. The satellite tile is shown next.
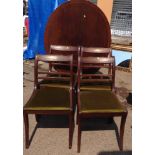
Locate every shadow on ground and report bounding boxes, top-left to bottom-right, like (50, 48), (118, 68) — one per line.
(29, 115), (71, 146)
(36, 115), (70, 128)
(29, 116), (121, 148)
(97, 150), (132, 155)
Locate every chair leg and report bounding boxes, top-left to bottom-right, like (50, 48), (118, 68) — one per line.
(24, 112), (29, 149)
(69, 112), (74, 149)
(77, 115), (81, 153)
(76, 108), (79, 125)
(74, 90), (79, 125)
(119, 114), (127, 151)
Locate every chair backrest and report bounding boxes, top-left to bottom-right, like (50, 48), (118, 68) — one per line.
(77, 55), (115, 91)
(50, 45), (79, 60)
(50, 45), (80, 72)
(80, 46), (112, 57)
(34, 54), (73, 89)
(80, 46), (112, 73)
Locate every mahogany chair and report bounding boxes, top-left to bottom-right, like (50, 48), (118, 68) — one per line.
(77, 55), (128, 153)
(35, 45), (80, 122)
(75, 46), (113, 125)
(38, 45), (79, 93)
(23, 54), (75, 149)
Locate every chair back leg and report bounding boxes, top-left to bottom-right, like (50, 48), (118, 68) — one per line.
(77, 115), (81, 153)
(69, 112), (74, 149)
(24, 112), (29, 148)
(119, 113), (127, 151)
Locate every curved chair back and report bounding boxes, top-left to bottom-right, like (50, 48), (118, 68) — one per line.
(80, 46), (112, 73)
(50, 45), (80, 72)
(80, 46), (112, 57)
(78, 56), (115, 91)
(34, 54), (73, 89)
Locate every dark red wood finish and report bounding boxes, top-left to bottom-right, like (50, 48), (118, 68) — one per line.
(44, 0), (111, 65)
(77, 52), (127, 153)
(24, 54), (75, 149)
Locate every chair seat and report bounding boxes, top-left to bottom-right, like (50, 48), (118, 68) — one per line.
(39, 80), (71, 89)
(24, 87), (70, 111)
(80, 82), (112, 91)
(80, 90), (125, 113)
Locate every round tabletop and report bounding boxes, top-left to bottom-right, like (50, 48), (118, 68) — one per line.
(44, 0), (111, 72)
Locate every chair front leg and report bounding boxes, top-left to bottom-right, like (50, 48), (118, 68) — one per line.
(119, 113), (127, 151)
(24, 112), (29, 149)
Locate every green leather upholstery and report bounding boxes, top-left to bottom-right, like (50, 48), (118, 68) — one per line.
(80, 82), (112, 91)
(24, 87), (70, 111)
(80, 90), (125, 113)
(39, 80), (70, 89)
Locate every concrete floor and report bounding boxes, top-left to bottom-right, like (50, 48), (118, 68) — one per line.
(23, 61), (132, 155)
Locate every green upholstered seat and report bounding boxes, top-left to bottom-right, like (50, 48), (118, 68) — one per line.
(80, 90), (125, 113)
(80, 82), (112, 91)
(39, 80), (70, 89)
(24, 87), (70, 111)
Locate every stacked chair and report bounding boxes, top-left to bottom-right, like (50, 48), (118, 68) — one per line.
(23, 51), (76, 149)
(77, 47), (128, 152)
(23, 45), (128, 153)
